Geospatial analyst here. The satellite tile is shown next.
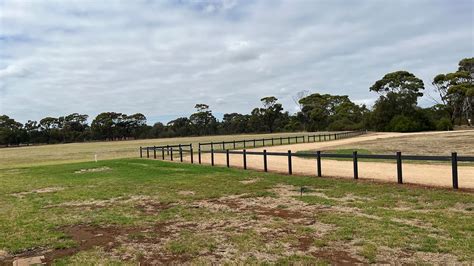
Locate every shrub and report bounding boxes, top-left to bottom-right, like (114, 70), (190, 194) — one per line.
(436, 117), (453, 131)
(386, 115), (421, 132)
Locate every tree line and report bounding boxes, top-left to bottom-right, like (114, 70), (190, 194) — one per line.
(1, 57), (472, 146)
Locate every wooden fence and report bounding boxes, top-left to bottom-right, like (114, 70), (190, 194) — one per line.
(138, 131), (473, 189)
(197, 131), (366, 151)
(209, 150), (474, 189)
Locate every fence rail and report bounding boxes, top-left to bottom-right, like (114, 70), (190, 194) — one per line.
(212, 150), (473, 189)
(140, 145), (473, 190)
(197, 131), (366, 151)
(138, 131), (473, 189)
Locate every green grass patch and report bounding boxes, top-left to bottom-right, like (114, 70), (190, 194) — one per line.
(0, 158), (473, 263)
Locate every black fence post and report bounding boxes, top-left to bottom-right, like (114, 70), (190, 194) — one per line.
(280, 137), (283, 145)
(153, 146), (156, 159)
(452, 152), (458, 189)
(226, 149), (230, 168)
(296, 137), (298, 143)
(211, 149), (214, 166)
(353, 151), (358, 179)
(253, 139), (256, 147)
(162, 148), (165, 160)
(170, 148), (173, 161)
(288, 136), (290, 144)
(167, 145), (170, 155)
(271, 138), (274, 146)
(263, 149), (268, 172)
(397, 152), (403, 184)
(146, 147), (150, 158)
(198, 148), (202, 164)
(288, 150), (292, 175)
(179, 144), (183, 162)
(233, 141), (236, 149)
(140, 147), (143, 158)
(317, 151), (322, 177)
(263, 139), (265, 146)
(222, 141), (225, 150)
(243, 140), (246, 148)
(243, 149), (247, 170)
(211, 142), (214, 151)
(190, 146), (194, 164)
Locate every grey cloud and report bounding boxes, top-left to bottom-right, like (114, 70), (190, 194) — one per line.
(0, 0), (472, 123)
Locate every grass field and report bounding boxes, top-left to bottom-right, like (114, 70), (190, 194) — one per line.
(0, 132), (328, 170)
(1, 158), (473, 264)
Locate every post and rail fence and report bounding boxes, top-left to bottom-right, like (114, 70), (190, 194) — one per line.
(139, 131), (365, 161)
(138, 131), (474, 189)
(197, 131), (365, 151)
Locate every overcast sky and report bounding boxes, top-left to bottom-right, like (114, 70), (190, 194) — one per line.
(0, 0), (473, 124)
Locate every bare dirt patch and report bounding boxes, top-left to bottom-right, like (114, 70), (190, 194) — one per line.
(177, 190), (195, 196)
(1, 223), (173, 265)
(12, 255), (45, 266)
(1, 225), (118, 265)
(74, 166), (111, 174)
(11, 187), (64, 198)
(44, 224), (120, 263)
(374, 246), (460, 264)
(135, 200), (176, 214)
(0, 250), (8, 262)
(239, 178), (261, 184)
(313, 249), (364, 264)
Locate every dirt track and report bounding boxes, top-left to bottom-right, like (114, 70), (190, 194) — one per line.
(190, 132), (474, 189)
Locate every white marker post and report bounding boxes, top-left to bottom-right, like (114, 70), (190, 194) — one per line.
(94, 154), (98, 163)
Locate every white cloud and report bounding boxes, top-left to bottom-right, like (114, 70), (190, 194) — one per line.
(0, 64), (27, 79)
(0, 0), (472, 123)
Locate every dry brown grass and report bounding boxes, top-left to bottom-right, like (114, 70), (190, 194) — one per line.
(331, 130), (474, 156)
(0, 132), (324, 169)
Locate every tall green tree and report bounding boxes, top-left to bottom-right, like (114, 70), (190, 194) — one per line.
(24, 120), (42, 143)
(0, 115), (25, 146)
(39, 117), (62, 143)
(369, 71), (426, 131)
(189, 104), (217, 135)
(433, 57), (474, 125)
(124, 113), (147, 139)
(252, 96), (284, 133)
(221, 113), (250, 134)
(62, 113), (89, 142)
(91, 112), (123, 140)
(167, 117), (192, 137)
(298, 93), (365, 131)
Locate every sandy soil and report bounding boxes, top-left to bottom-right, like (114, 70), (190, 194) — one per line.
(330, 130), (474, 155)
(187, 132), (474, 189)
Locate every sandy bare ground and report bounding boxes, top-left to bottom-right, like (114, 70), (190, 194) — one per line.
(185, 132), (474, 189)
(330, 130), (474, 155)
(248, 130), (473, 153)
